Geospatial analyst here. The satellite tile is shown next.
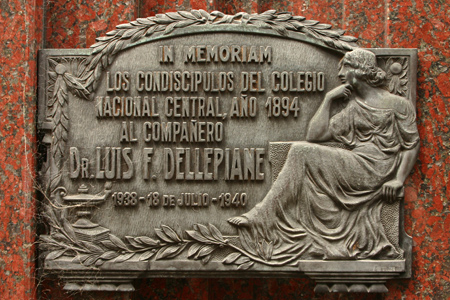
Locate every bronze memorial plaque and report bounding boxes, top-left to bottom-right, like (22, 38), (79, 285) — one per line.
(38, 10), (419, 293)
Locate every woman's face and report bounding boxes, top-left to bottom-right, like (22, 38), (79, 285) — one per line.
(338, 63), (358, 86)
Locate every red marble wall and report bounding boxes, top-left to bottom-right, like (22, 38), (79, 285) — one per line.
(0, 0), (43, 299)
(1, 0), (449, 299)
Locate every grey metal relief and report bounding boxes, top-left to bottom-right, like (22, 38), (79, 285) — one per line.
(228, 49), (419, 261)
(37, 10), (419, 293)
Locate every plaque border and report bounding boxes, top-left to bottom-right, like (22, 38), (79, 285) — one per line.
(37, 10), (418, 293)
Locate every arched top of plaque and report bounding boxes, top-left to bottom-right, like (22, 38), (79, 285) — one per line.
(38, 9), (419, 294)
(82, 10), (358, 93)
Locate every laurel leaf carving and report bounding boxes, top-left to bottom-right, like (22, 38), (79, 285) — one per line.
(72, 10), (358, 95)
(223, 252), (241, 264)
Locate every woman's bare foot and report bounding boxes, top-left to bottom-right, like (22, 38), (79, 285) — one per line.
(227, 216), (250, 227)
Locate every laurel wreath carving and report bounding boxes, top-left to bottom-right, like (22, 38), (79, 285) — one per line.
(41, 201), (186, 266)
(41, 198), (295, 269)
(73, 9), (358, 96)
(40, 200), (260, 269)
(44, 58), (91, 193)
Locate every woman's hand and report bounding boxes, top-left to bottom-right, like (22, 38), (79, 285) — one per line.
(306, 83), (352, 142)
(382, 179), (403, 203)
(326, 84), (353, 101)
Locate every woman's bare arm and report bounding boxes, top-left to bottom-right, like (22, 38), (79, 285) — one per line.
(306, 96), (333, 142)
(306, 84), (352, 142)
(382, 143), (420, 202)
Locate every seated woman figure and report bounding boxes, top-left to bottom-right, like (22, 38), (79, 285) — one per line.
(228, 49), (419, 262)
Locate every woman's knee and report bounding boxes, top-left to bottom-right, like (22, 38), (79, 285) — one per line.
(290, 142), (318, 157)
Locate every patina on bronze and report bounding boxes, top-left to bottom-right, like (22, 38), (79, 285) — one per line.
(37, 10), (418, 293)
